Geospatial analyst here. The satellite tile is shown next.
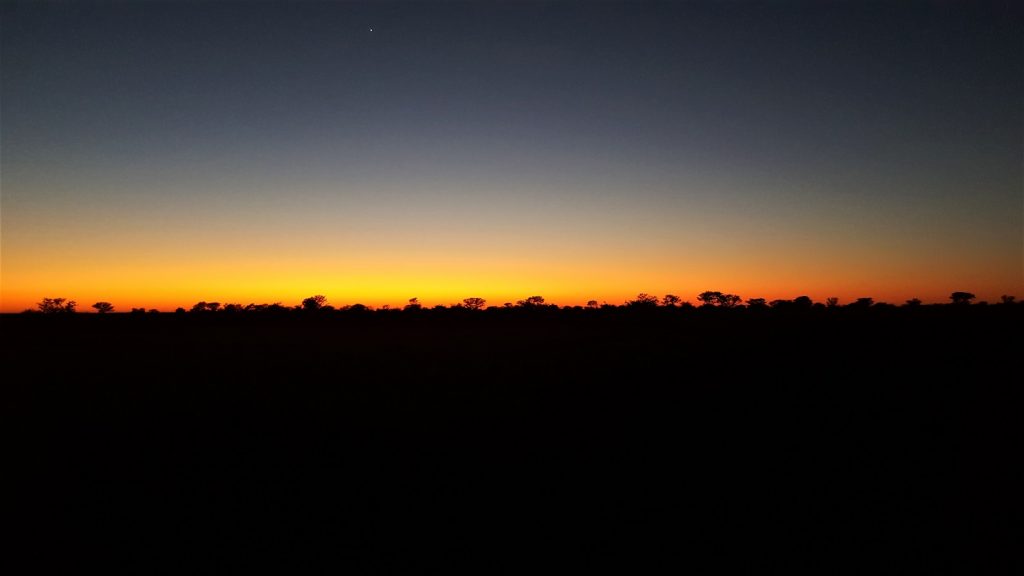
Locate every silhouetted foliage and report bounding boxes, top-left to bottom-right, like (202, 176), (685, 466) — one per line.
(627, 293), (659, 308)
(37, 298), (76, 314)
(8, 284), (1021, 576)
(462, 297), (487, 311)
(26, 289), (1016, 319)
(516, 295), (546, 308)
(302, 295), (328, 311)
(792, 296), (813, 308)
(950, 292), (976, 305)
(697, 291), (741, 308)
(697, 291), (720, 307)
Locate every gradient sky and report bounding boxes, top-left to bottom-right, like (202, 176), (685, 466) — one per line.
(2, 1), (1021, 311)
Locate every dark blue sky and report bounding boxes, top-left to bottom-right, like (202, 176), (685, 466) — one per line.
(2, 1), (1021, 308)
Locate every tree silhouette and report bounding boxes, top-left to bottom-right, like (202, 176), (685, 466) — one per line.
(404, 298), (422, 311)
(904, 298), (922, 307)
(697, 291), (720, 307)
(38, 297), (76, 314)
(697, 291), (741, 308)
(746, 298), (767, 309)
(825, 297), (840, 308)
(793, 296), (812, 307)
(950, 292), (975, 305)
(1000, 295), (1016, 305)
(627, 293), (659, 308)
(302, 295), (327, 311)
(850, 297), (874, 308)
(662, 294), (681, 307)
(92, 301), (114, 314)
(190, 301), (221, 313)
(516, 296), (546, 308)
(462, 297), (487, 311)
(586, 300), (599, 309)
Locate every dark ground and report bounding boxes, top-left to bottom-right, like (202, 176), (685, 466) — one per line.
(2, 306), (1019, 573)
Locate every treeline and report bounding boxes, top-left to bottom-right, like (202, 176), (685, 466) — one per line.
(23, 291), (1020, 315)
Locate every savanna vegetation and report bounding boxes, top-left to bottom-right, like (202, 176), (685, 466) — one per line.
(3, 289), (1018, 572)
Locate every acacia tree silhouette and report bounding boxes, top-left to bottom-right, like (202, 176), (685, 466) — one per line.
(516, 296), (546, 308)
(950, 292), (976, 305)
(302, 295), (328, 311)
(462, 297), (486, 311)
(38, 298), (76, 314)
(697, 291), (742, 308)
(627, 293), (659, 308)
(92, 302), (114, 314)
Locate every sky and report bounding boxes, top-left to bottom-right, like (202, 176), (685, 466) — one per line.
(2, 1), (1021, 311)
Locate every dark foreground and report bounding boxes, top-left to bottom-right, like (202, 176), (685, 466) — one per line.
(3, 306), (1019, 573)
